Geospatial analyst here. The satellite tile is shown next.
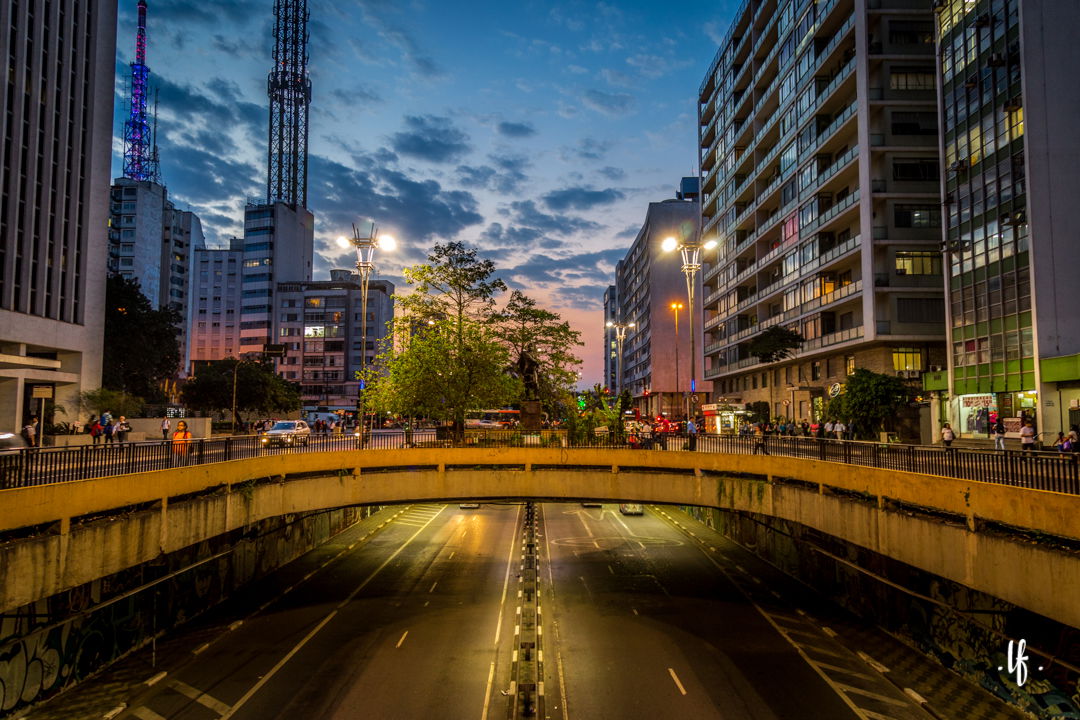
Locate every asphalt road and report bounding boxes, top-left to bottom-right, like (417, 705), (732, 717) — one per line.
(21, 501), (961, 720)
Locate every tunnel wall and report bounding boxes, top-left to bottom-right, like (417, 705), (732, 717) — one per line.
(0, 505), (369, 717)
(684, 505), (1080, 719)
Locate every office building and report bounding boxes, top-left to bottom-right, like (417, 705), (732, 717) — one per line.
(0, 0), (117, 431)
(275, 270), (393, 414)
(189, 237), (244, 372)
(609, 190), (711, 419)
(926, 0), (1080, 438)
(602, 284), (619, 391)
(698, 0), (947, 427)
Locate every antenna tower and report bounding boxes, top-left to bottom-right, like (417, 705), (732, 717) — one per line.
(122, 0), (158, 182)
(267, 0), (310, 207)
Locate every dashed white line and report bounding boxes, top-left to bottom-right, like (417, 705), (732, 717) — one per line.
(429, 580), (438, 593)
(145, 671), (167, 686)
(171, 679), (231, 714)
(668, 668), (688, 695)
(395, 630), (409, 648)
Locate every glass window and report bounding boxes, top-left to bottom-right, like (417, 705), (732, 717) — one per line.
(895, 251), (942, 275)
(892, 347), (923, 371)
(845, 355), (855, 375)
(894, 204), (941, 228)
(889, 67), (935, 90)
(811, 361), (821, 381)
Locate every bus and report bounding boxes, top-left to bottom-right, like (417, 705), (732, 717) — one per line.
(465, 409), (520, 429)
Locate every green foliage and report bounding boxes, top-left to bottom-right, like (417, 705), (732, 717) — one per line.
(80, 388), (144, 418)
(745, 401), (771, 424)
(494, 291), (582, 412)
(182, 358), (301, 422)
(397, 241), (506, 329)
(829, 368), (911, 439)
(103, 274), (182, 401)
(362, 318), (522, 433)
(746, 325), (804, 363)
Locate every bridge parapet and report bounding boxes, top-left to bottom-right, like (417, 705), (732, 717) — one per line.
(2, 447), (1078, 629)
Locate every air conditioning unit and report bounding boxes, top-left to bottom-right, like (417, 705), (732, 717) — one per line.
(929, 365), (943, 372)
(897, 370), (922, 379)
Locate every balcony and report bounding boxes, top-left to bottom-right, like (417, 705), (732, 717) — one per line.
(802, 325), (865, 352)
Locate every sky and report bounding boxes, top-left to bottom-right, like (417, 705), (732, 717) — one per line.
(111, 0), (740, 385)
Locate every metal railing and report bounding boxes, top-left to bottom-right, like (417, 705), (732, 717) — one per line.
(1, 431), (1077, 496)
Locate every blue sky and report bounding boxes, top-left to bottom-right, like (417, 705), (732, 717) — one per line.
(111, 0), (739, 383)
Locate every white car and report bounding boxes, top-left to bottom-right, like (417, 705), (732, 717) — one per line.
(260, 420), (311, 447)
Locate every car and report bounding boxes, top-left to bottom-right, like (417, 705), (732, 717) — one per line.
(259, 420), (311, 447)
(0, 431), (27, 452)
(619, 503), (644, 515)
(581, 501), (602, 508)
(458, 502), (480, 509)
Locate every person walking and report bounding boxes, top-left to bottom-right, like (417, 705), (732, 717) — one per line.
(992, 417), (1007, 450)
(160, 417), (171, 441)
(752, 423), (769, 455)
(940, 423), (955, 448)
(1069, 425), (1080, 452)
(115, 416), (131, 443)
(686, 417), (698, 451)
(171, 420), (193, 466)
(90, 418), (103, 446)
(1019, 420), (1037, 454)
(102, 417), (116, 444)
(833, 420), (846, 441)
(22, 417), (38, 447)
(824, 419), (835, 440)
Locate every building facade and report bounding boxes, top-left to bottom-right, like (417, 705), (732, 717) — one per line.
(274, 271), (394, 414)
(698, 0), (947, 428)
(602, 284), (619, 391)
(610, 194), (712, 420)
(188, 237), (245, 373)
(0, 0), (117, 431)
(928, 0), (1080, 439)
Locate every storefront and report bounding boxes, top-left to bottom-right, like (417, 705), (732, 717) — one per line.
(702, 403), (746, 434)
(952, 390), (1038, 438)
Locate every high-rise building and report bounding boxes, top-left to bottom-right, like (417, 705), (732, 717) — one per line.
(926, 0), (1080, 439)
(609, 191), (711, 420)
(602, 284), (619, 391)
(275, 271), (393, 414)
(698, 0), (947, 428)
(0, 0), (117, 431)
(189, 237), (244, 373)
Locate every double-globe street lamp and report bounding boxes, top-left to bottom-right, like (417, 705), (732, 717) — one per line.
(338, 223), (396, 446)
(661, 235), (717, 421)
(605, 320), (635, 395)
(670, 302), (683, 419)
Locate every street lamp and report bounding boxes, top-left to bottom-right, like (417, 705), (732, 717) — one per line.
(605, 320), (635, 394)
(670, 302), (684, 418)
(661, 234), (717, 421)
(338, 223), (396, 446)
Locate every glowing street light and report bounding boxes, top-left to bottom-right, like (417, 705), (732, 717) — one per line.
(662, 234), (717, 420)
(605, 319), (636, 394)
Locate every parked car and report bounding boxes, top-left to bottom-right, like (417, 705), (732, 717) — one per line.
(259, 420), (311, 447)
(619, 503), (644, 515)
(458, 502), (481, 509)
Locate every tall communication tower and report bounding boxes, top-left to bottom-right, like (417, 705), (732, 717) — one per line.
(122, 0), (158, 183)
(267, 0), (310, 208)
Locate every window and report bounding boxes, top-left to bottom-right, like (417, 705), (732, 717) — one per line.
(894, 204), (941, 228)
(892, 159), (938, 181)
(845, 355), (855, 375)
(892, 347), (923, 372)
(891, 111), (937, 135)
(888, 21), (932, 45)
(889, 67), (935, 91)
(896, 297), (944, 323)
(811, 361), (821, 381)
(895, 251), (941, 275)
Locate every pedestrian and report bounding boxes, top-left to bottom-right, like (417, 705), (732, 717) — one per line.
(160, 417), (171, 440)
(940, 422), (955, 448)
(116, 416), (131, 442)
(1069, 425), (1080, 451)
(992, 417), (1006, 451)
(100, 410), (113, 428)
(1053, 431), (1069, 452)
(90, 418), (103, 445)
(824, 419), (835, 439)
(171, 420), (193, 465)
(834, 420), (846, 440)
(21, 416), (38, 447)
(1019, 420), (1037, 454)
(102, 417), (115, 444)
(752, 423), (769, 455)
(686, 416), (698, 451)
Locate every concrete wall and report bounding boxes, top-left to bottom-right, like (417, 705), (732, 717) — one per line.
(1, 448), (1077, 631)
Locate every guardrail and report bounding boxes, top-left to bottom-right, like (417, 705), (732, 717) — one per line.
(3, 431), (1079, 495)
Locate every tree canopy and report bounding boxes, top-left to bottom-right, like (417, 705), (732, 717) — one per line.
(746, 325), (804, 363)
(827, 368), (911, 439)
(103, 274), (182, 401)
(494, 291), (582, 413)
(182, 358), (301, 423)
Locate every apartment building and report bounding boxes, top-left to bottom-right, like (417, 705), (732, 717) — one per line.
(926, 0), (1080, 438)
(188, 237), (245, 373)
(610, 193), (712, 420)
(0, 0), (117, 430)
(275, 271), (394, 414)
(698, 0), (947, 426)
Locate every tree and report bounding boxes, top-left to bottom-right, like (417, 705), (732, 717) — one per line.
(80, 388), (144, 419)
(747, 325), (804, 363)
(494, 291), (582, 413)
(362, 318), (521, 436)
(834, 368), (911, 439)
(182, 358), (301, 424)
(103, 274), (182, 401)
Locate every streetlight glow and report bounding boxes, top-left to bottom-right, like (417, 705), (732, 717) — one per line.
(378, 234), (397, 251)
(703, 238), (718, 250)
(661, 236), (678, 252)
(335, 235), (350, 249)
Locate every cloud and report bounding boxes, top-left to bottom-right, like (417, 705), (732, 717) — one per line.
(501, 248), (626, 300)
(626, 53), (687, 79)
(389, 115), (472, 164)
(496, 121), (537, 139)
(582, 89), (636, 115)
(562, 137), (612, 162)
(330, 84), (384, 108)
(353, 2), (443, 78)
(599, 166), (625, 181)
(615, 224), (640, 239)
(600, 68), (635, 88)
(480, 200), (603, 250)
(456, 153), (530, 194)
(541, 187), (625, 212)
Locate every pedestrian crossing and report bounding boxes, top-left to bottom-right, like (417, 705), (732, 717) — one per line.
(393, 504), (446, 527)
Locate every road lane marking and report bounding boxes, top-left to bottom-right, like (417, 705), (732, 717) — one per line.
(429, 581), (438, 593)
(130, 707), (164, 720)
(540, 505), (570, 720)
(220, 506), (446, 719)
(668, 668), (687, 695)
(170, 679), (230, 714)
(449, 551), (455, 559)
(480, 661), (496, 720)
(396, 630), (409, 648)
(145, 671), (167, 686)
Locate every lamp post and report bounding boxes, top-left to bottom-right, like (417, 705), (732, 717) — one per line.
(605, 320), (635, 395)
(339, 223), (396, 447)
(670, 302), (684, 418)
(662, 235), (717, 422)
